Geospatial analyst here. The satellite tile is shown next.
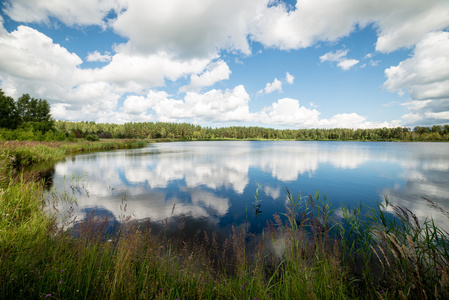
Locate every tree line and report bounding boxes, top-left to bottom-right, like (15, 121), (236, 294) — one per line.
(1, 90), (448, 142)
(51, 121), (449, 141)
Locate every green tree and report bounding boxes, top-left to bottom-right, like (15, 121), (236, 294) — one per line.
(0, 89), (20, 129)
(16, 93), (53, 131)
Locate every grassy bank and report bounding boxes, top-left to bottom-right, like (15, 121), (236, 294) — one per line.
(0, 140), (147, 168)
(1, 141), (448, 299)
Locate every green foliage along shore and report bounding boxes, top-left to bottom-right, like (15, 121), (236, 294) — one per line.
(54, 120), (449, 141)
(2, 120), (449, 142)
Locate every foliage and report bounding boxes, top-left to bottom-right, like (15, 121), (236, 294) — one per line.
(0, 90), (20, 129)
(16, 93), (52, 124)
(85, 134), (100, 142)
(54, 120), (449, 142)
(0, 89), (54, 134)
(0, 127), (67, 142)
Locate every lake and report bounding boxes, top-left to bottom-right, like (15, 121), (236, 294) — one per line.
(47, 141), (449, 236)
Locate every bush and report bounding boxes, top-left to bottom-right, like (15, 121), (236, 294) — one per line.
(85, 134), (100, 142)
(97, 132), (113, 139)
(66, 132), (77, 142)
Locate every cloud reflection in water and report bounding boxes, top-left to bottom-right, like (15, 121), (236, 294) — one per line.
(48, 141), (449, 233)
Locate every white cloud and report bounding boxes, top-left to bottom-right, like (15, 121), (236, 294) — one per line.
(337, 59), (359, 71)
(106, 87), (401, 128)
(258, 78), (283, 95)
(86, 51), (112, 63)
(384, 31), (449, 100)
(3, 1), (447, 128)
(285, 72), (294, 85)
(374, 1), (449, 53)
(369, 60), (380, 67)
(0, 24), (82, 100)
(134, 85), (251, 123)
(3, 0), (124, 27)
(252, 0), (449, 53)
(258, 72), (295, 95)
(255, 98), (320, 126)
(111, 0), (265, 58)
(320, 49), (359, 71)
(52, 82), (121, 121)
(180, 60), (231, 92)
(320, 50), (349, 62)
(425, 111), (449, 119)
(401, 113), (422, 123)
(0, 22), (216, 122)
(254, 98), (399, 129)
(87, 45), (211, 93)
(385, 31), (449, 125)
(122, 95), (150, 114)
(4, 0), (449, 59)
(318, 113), (366, 128)
(0, 22), (399, 128)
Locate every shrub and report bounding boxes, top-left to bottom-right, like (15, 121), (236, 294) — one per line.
(66, 132), (77, 142)
(85, 134), (100, 142)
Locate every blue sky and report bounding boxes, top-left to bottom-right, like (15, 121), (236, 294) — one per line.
(0, 0), (448, 129)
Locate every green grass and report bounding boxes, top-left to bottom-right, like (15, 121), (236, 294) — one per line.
(1, 141), (448, 299)
(0, 140), (147, 168)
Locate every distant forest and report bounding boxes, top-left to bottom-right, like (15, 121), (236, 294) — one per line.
(53, 121), (449, 141)
(1, 90), (449, 142)
(1, 120), (448, 142)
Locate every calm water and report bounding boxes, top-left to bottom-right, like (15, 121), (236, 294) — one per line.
(47, 141), (449, 235)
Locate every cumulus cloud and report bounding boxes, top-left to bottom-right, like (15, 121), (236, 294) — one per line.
(180, 60), (231, 92)
(256, 98), (320, 126)
(320, 49), (359, 70)
(110, 85), (399, 128)
(384, 31), (449, 100)
(111, 0), (264, 58)
(86, 47), (210, 93)
(125, 85), (251, 123)
(3, 0), (123, 27)
(4, 0), (449, 58)
(374, 1), (449, 53)
(86, 51), (113, 63)
(0, 20), (400, 128)
(252, 0), (449, 53)
(384, 31), (449, 125)
(320, 50), (349, 62)
(2, 0), (448, 128)
(285, 72), (295, 85)
(0, 24), (82, 100)
(122, 95), (150, 114)
(0, 21), (214, 121)
(337, 59), (359, 71)
(258, 78), (283, 95)
(257, 72), (294, 95)
(253, 98), (399, 129)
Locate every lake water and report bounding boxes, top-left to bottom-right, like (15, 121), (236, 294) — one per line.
(47, 141), (449, 236)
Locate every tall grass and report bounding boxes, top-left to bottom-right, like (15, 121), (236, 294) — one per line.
(1, 141), (449, 299)
(0, 140), (147, 169)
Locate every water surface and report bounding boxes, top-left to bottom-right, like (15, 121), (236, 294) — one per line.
(47, 141), (449, 235)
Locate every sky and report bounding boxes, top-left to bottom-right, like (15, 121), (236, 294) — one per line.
(0, 0), (448, 129)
